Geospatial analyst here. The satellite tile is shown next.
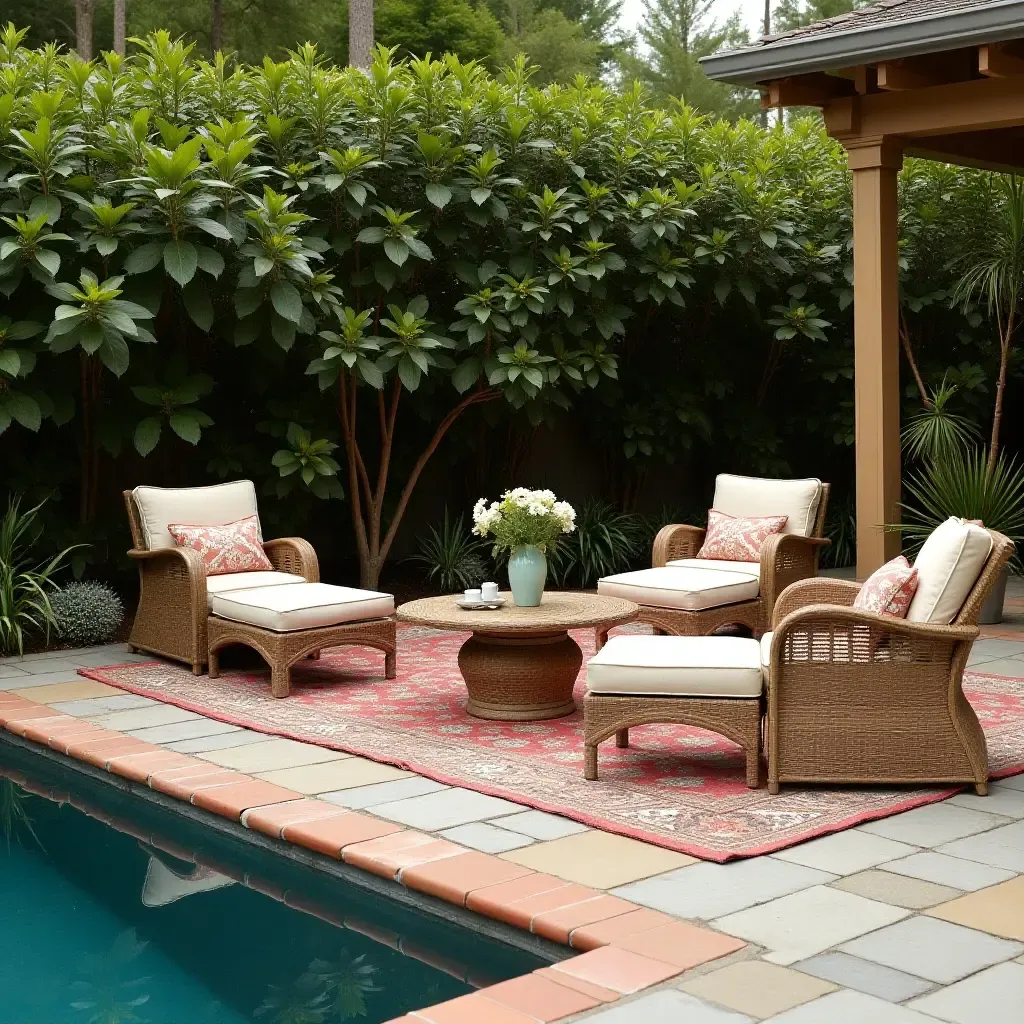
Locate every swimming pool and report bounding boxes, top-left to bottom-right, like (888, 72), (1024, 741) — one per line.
(0, 741), (549, 1023)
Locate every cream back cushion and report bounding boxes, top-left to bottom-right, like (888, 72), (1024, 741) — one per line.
(712, 474), (823, 537)
(133, 480), (260, 550)
(907, 517), (993, 624)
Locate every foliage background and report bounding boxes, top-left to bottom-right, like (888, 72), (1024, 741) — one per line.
(0, 5), (1017, 593)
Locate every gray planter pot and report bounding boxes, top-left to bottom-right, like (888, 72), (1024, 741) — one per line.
(978, 565), (1009, 625)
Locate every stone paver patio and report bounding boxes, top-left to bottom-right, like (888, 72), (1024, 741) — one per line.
(1, 617), (1023, 1022)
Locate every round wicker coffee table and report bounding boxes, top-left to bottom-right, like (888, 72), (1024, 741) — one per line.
(396, 592), (638, 721)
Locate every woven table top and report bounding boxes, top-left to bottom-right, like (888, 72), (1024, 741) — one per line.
(396, 591), (639, 634)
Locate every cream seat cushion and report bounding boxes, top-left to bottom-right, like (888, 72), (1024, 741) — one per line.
(210, 582), (394, 632)
(907, 518), (993, 624)
(760, 630), (773, 672)
(587, 635), (763, 697)
(667, 557), (762, 580)
(712, 474), (822, 537)
(205, 571), (305, 610)
(598, 566), (759, 611)
(133, 480), (260, 550)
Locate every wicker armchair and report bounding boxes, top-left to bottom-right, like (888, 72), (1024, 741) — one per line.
(599, 479), (830, 642)
(124, 483), (319, 674)
(764, 529), (1013, 795)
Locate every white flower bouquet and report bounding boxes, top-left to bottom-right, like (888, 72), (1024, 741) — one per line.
(472, 488), (576, 557)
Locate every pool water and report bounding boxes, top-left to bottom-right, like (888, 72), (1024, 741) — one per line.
(0, 744), (547, 1024)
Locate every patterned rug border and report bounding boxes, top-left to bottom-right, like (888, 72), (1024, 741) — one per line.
(78, 662), (1024, 862)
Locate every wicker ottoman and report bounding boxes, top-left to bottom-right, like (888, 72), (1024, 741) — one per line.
(583, 635), (764, 788)
(207, 582), (397, 698)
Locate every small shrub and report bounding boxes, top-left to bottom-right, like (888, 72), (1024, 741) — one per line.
(405, 512), (489, 593)
(550, 500), (645, 588)
(51, 582), (124, 647)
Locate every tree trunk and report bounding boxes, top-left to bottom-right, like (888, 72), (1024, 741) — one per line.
(987, 306), (1015, 475)
(211, 0), (224, 52)
(75, 0), (95, 61)
(760, 0), (770, 129)
(349, 0), (374, 69)
(113, 0), (126, 55)
(338, 373), (495, 590)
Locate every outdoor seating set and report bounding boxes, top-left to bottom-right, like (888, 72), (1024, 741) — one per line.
(123, 476), (1010, 796)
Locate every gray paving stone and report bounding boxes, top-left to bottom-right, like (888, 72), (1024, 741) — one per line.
(714, 885), (908, 965)
(830, 869), (963, 909)
(127, 719), (241, 744)
(967, 639), (1024, 663)
(18, 658), (84, 674)
(908, 962), (1024, 1024)
(794, 952), (934, 1002)
(772, 830), (918, 876)
(0, 671), (86, 689)
(938, 819), (1024, 873)
(839, 916), (1024, 984)
(321, 776), (449, 809)
(0, 664), (29, 678)
(369, 787), (523, 830)
(92, 705), (201, 730)
(488, 809), (590, 840)
(880, 851), (1018, 891)
(48, 695), (157, 716)
(613, 857), (835, 921)
(577, 990), (752, 1023)
(858, 802), (1011, 847)
(972, 658), (1024, 676)
(764, 989), (939, 1022)
(997, 772), (1024, 791)
(165, 730), (272, 753)
(949, 785), (1024, 819)
(69, 650), (152, 667)
(438, 822), (535, 853)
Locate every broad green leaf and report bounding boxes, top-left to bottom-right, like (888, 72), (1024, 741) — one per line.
(0, 349), (20, 376)
(163, 240), (199, 286)
(193, 217), (232, 240)
(183, 280), (214, 331)
(425, 183), (451, 209)
(382, 238), (409, 266)
(270, 280), (303, 324)
(4, 390), (40, 431)
(123, 241), (163, 274)
(195, 245), (225, 278)
(134, 416), (161, 456)
(34, 248), (60, 276)
(169, 411), (202, 444)
(99, 332), (130, 376)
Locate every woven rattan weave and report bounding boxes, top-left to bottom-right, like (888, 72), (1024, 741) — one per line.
(207, 614), (396, 698)
(398, 592), (638, 721)
(123, 489), (319, 674)
(765, 530), (1014, 795)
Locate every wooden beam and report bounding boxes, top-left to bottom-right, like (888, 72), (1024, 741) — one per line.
(905, 129), (1024, 173)
(979, 42), (1024, 78)
(877, 60), (953, 91)
(825, 74), (1024, 140)
(762, 73), (857, 109)
(848, 137), (904, 576)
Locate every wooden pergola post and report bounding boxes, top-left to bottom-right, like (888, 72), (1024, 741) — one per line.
(848, 136), (904, 577)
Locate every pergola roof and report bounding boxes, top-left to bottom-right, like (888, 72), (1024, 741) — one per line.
(702, 0), (1024, 87)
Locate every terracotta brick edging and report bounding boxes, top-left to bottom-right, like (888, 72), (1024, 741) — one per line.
(0, 691), (746, 1023)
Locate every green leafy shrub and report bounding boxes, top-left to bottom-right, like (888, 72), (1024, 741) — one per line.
(550, 500), (645, 588)
(405, 511), (488, 593)
(51, 581), (124, 646)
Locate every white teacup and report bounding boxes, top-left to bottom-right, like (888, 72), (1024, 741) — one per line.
(464, 588), (482, 603)
(481, 582), (499, 601)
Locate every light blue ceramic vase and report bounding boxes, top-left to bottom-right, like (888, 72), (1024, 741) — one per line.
(507, 544), (547, 607)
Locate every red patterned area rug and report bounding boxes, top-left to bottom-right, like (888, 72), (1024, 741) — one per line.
(81, 627), (1024, 862)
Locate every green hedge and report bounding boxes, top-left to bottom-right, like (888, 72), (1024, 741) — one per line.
(0, 26), (1005, 583)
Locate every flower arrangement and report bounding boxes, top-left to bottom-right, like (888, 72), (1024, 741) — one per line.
(473, 488), (577, 556)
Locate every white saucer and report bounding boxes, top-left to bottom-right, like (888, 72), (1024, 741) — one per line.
(456, 597), (506, 610)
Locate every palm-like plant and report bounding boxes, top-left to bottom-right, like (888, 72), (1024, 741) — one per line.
(901, 375), (981, 462)
(0, 495), (81, 655)
(899, 447), (1024, 569)
(952, 174), (1024, 473)
(405, 511), (488, 593)
(549, 500), (645, 588)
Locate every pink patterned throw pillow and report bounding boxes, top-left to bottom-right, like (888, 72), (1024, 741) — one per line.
(853, 555), (919, 618)
(167, 515), (273, 576)
(697, 509), (788, 561)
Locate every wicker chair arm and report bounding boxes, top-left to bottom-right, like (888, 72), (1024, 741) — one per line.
(774, 603), (979, 646)
(759, 534), (831, 615)
(652, 524), (706, 567)
(263, 537), (320, 582)
(127, 545), (208, 610)
(772, 578), (861, 626)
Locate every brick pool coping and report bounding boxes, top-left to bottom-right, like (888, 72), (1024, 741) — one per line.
(0, 690), (748, 1024)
